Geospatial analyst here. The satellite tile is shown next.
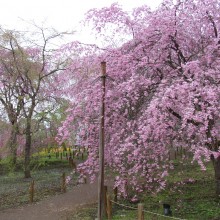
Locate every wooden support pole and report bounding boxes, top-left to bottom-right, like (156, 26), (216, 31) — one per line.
(106, 194), (112, 220)
(138, 203), (144, 220)
(61, 172), (66, 193)
(29, 180), (34, 203)
(98, 61), (106, 220)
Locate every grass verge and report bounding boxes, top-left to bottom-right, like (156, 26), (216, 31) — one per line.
(69, 161), (220, 220)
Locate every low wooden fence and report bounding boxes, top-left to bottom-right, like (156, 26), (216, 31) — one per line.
(28, 172), (70, 203)
(104, 186), (186, 220)
(28, 146), (88, 204)
(28, 146), (190, 218)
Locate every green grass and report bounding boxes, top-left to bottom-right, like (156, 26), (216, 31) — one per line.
(110, 161), (220, 220)
(0, 167), (79, 210)
(1, 151), (220, 219)
(69, 160), (220, 220)
(0, 151), (83, 210)
(0, 148), (86, 173)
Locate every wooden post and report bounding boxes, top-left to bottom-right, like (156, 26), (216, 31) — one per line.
(60, 153), (62, 160)
(98, 61), (106, 220)
(29, 180), (34, 203)
(69, 158), (76, 170)
(113, 187), (118, 202)
(138, 203), (144, 220)
(69, 157), (75, 168)
(174, 151), (177, 160)
(106, 194), (112, 220)
(82, 152), (84, 160)
(61, 172), (66, 193)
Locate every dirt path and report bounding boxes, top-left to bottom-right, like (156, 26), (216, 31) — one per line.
(0, 181), (98, 220)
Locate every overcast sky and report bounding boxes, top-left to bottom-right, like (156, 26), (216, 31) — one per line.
(1, 0), (162, 44)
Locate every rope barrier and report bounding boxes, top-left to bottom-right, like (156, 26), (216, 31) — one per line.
(111, 200), (138, 210)
(110, 200), (186, 220)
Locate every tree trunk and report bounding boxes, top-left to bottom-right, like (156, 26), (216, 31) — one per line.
(211, 154), (220, 196)
(7, 123), (18, 169)
(24, 119), (32, 178)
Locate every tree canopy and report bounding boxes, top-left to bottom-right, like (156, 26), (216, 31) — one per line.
(57, 0), (220, 196)
(0, 26), (72, 176)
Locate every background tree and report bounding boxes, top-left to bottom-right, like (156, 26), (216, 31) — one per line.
(32, 97), (69, 153)
(0, 30), (26, 167)
(0, 119), (10, 159)
(0, 26), (72, 177)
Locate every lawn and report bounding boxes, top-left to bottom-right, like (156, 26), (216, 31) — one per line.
(0, 151), (80, 210)
(1, 150), (220, 220)
(69, 159), (220, 220)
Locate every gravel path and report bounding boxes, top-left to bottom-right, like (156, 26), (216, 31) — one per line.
(0, 181), (98, 220)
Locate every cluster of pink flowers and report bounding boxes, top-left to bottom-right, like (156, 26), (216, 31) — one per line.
(57, 0), (220, 196)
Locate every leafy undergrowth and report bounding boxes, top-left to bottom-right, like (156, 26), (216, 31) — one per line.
(69, 161), (220, 220)
(0, 158), (79, 211)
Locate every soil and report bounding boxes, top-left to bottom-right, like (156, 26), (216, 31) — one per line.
(0, 181), (99, 220)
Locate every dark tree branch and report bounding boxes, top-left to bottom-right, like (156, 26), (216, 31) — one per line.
(168, 107), (202, 126)
(206, 11), (218, 38)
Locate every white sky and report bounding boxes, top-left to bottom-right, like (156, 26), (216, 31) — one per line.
(1, 0), (162, 44)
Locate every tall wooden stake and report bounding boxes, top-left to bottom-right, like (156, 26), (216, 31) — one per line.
(98, 61), (106, 220)
(138, 203), (144, 220)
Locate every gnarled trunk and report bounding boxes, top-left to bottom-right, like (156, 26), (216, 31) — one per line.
(211, 154), (220, 196)
(24, 119), (31, 178)
(7, 123), (18, 169)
